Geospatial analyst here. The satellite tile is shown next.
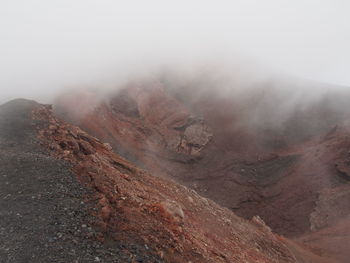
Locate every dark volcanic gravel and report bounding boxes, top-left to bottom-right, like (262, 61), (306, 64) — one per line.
(0, 99), (162, 263)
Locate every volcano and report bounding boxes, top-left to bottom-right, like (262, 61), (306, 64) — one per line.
(1, 76), (350, 262)
(51, 76), (350, 263)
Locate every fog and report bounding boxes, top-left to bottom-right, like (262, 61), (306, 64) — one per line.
(1, 0), (350, 103)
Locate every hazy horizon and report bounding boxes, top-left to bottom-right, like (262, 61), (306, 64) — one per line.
(1, 0), (350, 103)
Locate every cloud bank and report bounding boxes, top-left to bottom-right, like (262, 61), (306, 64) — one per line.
(1, 0), (350, 103)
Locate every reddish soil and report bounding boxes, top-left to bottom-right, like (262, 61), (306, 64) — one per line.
(53, 80), (350, 262)
(31, 101), (326, 263)
(298, 216), (350, 263)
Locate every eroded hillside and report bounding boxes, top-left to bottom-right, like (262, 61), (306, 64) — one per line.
(54, 79), (350, 262)
(0, 99), (330, 262)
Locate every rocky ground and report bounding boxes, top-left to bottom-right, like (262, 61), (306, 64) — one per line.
(53, 79), (350, 262)
(0, 99), (161, 263)
(0, 99), (332, 262)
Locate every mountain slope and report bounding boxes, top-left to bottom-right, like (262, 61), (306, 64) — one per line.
(0, 98), (330, 262)
(53, 79), (350, 262)
(0, 99), (165, 262)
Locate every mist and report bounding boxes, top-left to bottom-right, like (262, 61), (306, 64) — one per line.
(3, 2), (350, 260)
(1, 0), (350, 103)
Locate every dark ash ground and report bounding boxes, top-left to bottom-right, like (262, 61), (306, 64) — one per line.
(0, 99), (162, 263)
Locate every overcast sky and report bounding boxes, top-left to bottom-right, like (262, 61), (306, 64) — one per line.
(1, 0), (350, 102)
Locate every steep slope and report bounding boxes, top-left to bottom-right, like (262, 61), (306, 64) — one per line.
(0, 98), (328, 262)
(54, 83), (213, 175)
(53, 78), (350, 262)
(298, 216), (350, 263)
(294, 123), (350, 262)
(0, 99), (162, 263)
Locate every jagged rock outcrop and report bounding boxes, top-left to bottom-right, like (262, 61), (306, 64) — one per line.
(55, 82), (213, 170)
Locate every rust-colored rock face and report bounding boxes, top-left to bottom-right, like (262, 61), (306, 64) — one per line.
(31, 101), (319, 263)
(55, 82), (213, 176)
(54, 79), (350, 262)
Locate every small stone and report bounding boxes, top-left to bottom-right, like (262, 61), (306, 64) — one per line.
(159, 200), (185, 221)
(103, 143), (112, 151)
(49, 125), (57, 130)
(101, 206), (111, 220)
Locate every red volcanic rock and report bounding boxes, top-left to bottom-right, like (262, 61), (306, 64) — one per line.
(158, 200), (185, 222)
(53, 79), (350, 262)
(298, 215), (350, 263)
(32, 102), (328, 263)
(53, 83), (350, 238)
(310, 186), (350, 231)
(54, 81), (213, 173)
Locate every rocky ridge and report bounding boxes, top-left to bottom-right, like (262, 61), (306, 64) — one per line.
(53, 79), (350, 262)
(33, 99), (313, 262)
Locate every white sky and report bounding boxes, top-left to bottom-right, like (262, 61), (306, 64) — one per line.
(1, 0), (350, 102)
